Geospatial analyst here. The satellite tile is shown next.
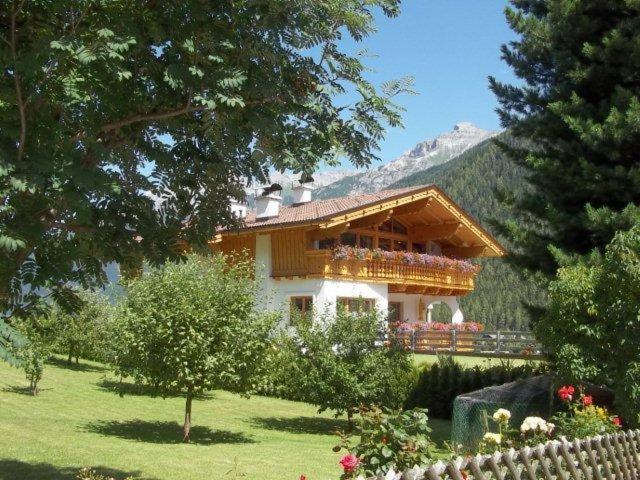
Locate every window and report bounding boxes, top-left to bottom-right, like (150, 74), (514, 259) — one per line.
(359, 235), (374, 249)
(388, 302), (403, 324)
(391, 219), (407, 234)
(340, 232), (357, 246)
(393, 240), (407, 251)
(337, 297), (375, 313)
(290, 296), (313, 316)
(378, 237), (392, 251)
(412, 242), (426, 253)
(378, 220), (392, 232)
(319, 237), (336, 250)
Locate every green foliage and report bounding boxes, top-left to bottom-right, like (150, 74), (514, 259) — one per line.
(552, 398), (619, 441)
(405, 355), (546, 419)
(52, 289), (116, 365)
(334, 407), (433, 477)
(113, 253), (276, 441)
(276, 308), (415, 419)
(0, 0), (412, 314)
(391, 135), (544, 331)
(536, 224), (640, 426)
(0, 317), (26, 366)
(489, 0), (640, 279)
(12, 315), (57, 395)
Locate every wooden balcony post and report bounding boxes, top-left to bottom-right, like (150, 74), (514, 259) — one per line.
(451, 329), (457, 352)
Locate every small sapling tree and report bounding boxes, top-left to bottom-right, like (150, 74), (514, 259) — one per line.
(114, 253), (276, 442)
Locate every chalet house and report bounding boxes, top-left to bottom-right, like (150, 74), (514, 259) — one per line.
(213, 183), (505, 324)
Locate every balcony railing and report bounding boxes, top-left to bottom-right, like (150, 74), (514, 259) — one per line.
(272, 250), (478, 293)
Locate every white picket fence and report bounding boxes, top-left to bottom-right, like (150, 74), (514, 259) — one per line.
(362, 429), (640, 480)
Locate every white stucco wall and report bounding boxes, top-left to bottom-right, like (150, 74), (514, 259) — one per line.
(255, 232), (464, 323)
(255, 233), (388, 319)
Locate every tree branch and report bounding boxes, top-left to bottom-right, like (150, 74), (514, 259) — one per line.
(10, 0), (27, 161)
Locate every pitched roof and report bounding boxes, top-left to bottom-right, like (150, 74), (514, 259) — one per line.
(240, 185), (431, 229)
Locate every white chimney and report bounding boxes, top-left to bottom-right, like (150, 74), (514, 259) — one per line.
(230, 199), (247, 219)
(255, 184), (282, 219)
(292, 183), (313, 205)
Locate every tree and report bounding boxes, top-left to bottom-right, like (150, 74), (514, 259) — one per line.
(0, 0), (412, 313)
(53, 289), (115, 365)
(490, 0), (640, 279)
(113, 253), (276, 442)
(12, 314), (57, 395)
(535, 224), (640, 425)
(282, 307), (414, 426)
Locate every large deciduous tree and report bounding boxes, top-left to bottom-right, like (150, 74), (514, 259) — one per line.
(490, 0), (640, 279)
(113, 253), (276, 442)
(0, 0), (411, 312)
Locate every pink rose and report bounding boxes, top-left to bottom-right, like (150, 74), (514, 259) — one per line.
(339, 454), (360, 472)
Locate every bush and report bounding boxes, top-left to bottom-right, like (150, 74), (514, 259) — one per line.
(264, 308), (416, 422)
(536, 224), (640, 425)
(404, 356), (546, 419)
(12, 314), (57, 395)
(334, 407), (434, 478)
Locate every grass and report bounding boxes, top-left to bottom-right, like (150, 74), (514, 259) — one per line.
(0, 357), (452, 480)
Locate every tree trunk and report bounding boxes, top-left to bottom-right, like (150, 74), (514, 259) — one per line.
(30, 380), (38, 396)
(67, 350), (72, 365)
(75, 355), (79, 365)
(183, 389), (193, 443)
(347, 409), (354, 431)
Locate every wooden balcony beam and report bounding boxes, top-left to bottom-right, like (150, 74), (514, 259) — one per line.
(392, 198), (432, 217)
(307, 223), (350, 242)
(442, 245), (487, 258)
(349, 210), (393, 229)
(409, 222), (461, 241)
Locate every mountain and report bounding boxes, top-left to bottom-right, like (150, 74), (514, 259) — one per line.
(389, 134), (543, 331)
(316, 122), (498, 199)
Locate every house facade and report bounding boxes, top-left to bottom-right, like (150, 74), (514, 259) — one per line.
(213, 184), (505, 324)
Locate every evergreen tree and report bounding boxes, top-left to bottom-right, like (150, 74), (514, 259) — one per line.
(489, 0), (640, 278)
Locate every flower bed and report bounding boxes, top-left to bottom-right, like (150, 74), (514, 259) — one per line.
(392, 321), (484, 333)
(331, 245), (480, 274)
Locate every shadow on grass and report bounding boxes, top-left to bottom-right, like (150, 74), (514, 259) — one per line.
(84, 420), (254, 445)
(252, 415), (349, 435)
(97, 379), (213, 400)
(0, 460), (147, 480)
(46, 356), (107, 373)
(0, 385), (36, 396)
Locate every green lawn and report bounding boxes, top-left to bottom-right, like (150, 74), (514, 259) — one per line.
(0, 357), (451, 480)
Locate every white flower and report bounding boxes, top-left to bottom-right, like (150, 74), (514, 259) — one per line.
(520, 416), (548, 433)
(483, 432), (502, 445)
(492, 408), (512, 423)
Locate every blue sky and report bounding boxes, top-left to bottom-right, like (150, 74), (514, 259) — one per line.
(332, 0), (518, 169)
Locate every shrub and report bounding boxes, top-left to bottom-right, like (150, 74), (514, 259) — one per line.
(269, 308), (415, 422)
(334, 407), (434, 478)
(12, 314), (56, 395)
(536, 225), (640, 425)
(405, 355), (546, 419)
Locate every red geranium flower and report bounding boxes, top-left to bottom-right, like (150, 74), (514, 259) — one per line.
(339, 454), (360, 473)
(299, 475), (307, 480)
(582, 395), (593, 406)
(558, 385), (575, 401)
(612, 416), (622, 427)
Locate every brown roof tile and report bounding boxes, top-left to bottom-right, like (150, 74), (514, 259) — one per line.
(236, 185), (432, 230)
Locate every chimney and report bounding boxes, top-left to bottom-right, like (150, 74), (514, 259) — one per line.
(292, 174), (314, 205)
(255, 183), (282, 219)
(229, 199), (247, 219)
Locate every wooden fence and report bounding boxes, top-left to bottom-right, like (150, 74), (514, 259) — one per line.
(394, 330), (544, 358)
(364, 429), (640, 480)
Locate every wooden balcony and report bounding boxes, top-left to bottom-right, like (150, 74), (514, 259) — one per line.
(272, 250), (478, 295)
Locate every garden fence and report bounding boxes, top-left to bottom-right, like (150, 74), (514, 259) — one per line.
(363, 429), (640, 480)
(394, 330), (543, 358)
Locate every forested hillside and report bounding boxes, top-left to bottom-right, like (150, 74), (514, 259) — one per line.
(390, 135), (543, 330)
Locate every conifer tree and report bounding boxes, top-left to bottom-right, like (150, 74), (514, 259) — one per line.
(490, 0), (640, 278)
